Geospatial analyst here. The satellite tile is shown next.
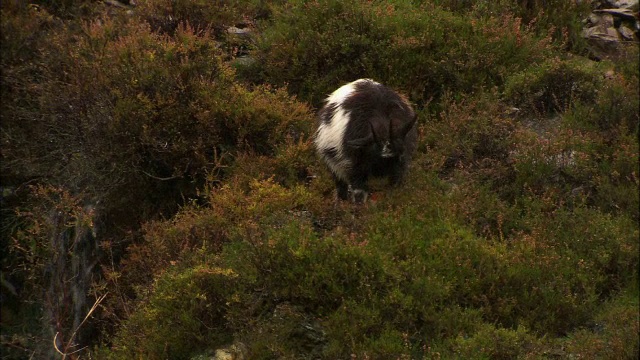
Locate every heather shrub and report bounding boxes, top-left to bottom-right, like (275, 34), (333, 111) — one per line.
(135, 0), (269, 39)
(451, 324), (541, 359)
(1, 4), (62, 186)
(105, 179), (325, 358)
(427, 78), (637, 229)
(105, 165), (637, 358)
(413, 90), (638, 338)
(136, 0), (252, 34)
(0, 3), (57, 69)
(564, 45), (639, 134)
(562, 286), (639, 359)
(566, 73), (639, 134)
(420, 91), (516, 193)
(429, 0), (591, 52)
(521, 205), (639, 296)
(228, 137), (316, 190)
(2, 1), (638, 359)
(510, 127), (639, 220)
(589, 133), (640, 219)
(418, 93), (518, 240)
(504, 57), (603, 114)
(106, 265), (237, 360)
(115, 178), (323, 294)
(250, 0), (556, 105)
(28, 0), (101, 19)
(1, 13), (313, 229)
(2, 185), (98, 359)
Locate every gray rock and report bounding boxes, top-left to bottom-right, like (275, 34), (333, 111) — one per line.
(581, 8), (639, 58)
(618, 24), (637, 39)
(584, 13), (602, 26)
(613, 0), (639, 10)
(594, 8), (638, 21)
(582, 21), (621, 43)
(227, 26), (252, 39)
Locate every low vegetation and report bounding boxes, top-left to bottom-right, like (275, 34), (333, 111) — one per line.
(1, 1), (638, 359)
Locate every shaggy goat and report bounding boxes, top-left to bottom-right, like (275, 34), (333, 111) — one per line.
(315, 79), (417, 203)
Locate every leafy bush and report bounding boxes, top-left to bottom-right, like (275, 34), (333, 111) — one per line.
(2, 185), (98, 359)
(136, 0), (260, 34)
(429, 0), (592, 52)
(562, 286), (639, 359)
(249, 0), (556, 106)
(1, 10), (313, 229)
(103, 168), (638, 358)
(451, 324), (541, 359)
(106, 265), (237, 360)
(504, 56), (603, 114)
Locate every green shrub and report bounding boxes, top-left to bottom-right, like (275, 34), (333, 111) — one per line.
(504, 57), (603, 114)
(3, 1), (638, 359)
(451, 324), (541, 360)
(101, 160), (639, 358)
(107, 265), (237, 360)
(567, 75), (639, 134)
(521, 205), (639, 297)
(30, 0), (101, 19)
(250, 0), (556, 106)
(423, 92), (516, 169)
(563, 46), (638, 134)
(2, 185), (97, 359)
(228, 137), (316, 190)
(562, 285), (639, 359)
(427, 0), (592, 53)
(136, 0), (256, 34)
(115, 178), (325, 296)
(507, 121), (639, 220)
(1, 12), (314, 228)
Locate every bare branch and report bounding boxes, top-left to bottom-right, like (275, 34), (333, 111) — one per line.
(140, 170), (182, 181)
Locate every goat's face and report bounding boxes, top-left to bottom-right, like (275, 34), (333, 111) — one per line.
(346, 102), (417, 161)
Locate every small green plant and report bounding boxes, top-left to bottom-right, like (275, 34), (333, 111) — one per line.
(451, 324), (541, 359)
(504, 56), (603, 114)
(106, 265), (237, 360)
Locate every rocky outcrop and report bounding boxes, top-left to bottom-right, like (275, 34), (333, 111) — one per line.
(582, 0), (639, 59)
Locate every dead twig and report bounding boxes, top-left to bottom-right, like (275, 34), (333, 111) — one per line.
(53, 293), (108, 359)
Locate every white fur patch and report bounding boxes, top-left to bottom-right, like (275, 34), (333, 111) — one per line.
(351, 188), (368, 203)
(326, 82), (355, 104)
(315, 79), (380, 181)
(314, 107), (351, 181)
(325, 79), (377, 103)
(380, 141), (394, 158)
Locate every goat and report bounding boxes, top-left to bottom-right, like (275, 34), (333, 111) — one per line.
(315, 79), (417, 203)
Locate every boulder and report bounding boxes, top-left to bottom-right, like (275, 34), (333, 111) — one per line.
(604, 0), (639, 10)
(618, 24), (637, 39)
(227, 26), (252, 39)
(582, 1), (639, 59)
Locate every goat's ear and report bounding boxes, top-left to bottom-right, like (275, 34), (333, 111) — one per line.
(346, 133), (373, 149)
